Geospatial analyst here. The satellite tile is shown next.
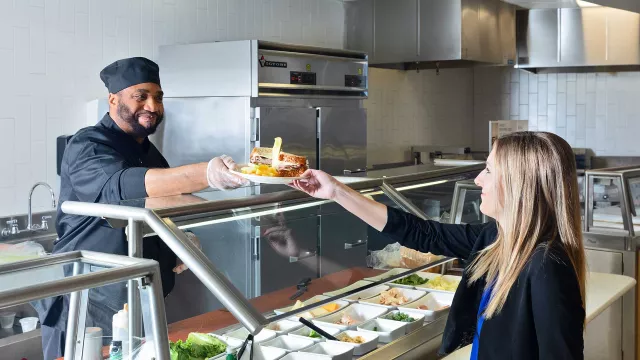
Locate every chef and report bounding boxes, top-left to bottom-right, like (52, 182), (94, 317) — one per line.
(34, 57), (247, 359)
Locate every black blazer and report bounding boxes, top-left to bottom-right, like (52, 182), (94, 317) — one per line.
(382, 207), (584, 359)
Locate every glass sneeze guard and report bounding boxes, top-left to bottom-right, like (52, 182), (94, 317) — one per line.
(60, 164), (484, 344)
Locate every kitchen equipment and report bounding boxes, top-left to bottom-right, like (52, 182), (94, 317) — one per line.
(345, 0), (516, 68)
(261, 335), (315, 353)
(0, 312), (15, 329)
(83, 327), (103, 360)
(328, 330), (379, 356)
(18, 317), (38, 332)
(298, 317), (338, 341)
(288, 325), (341, 343)
(357, 318), (407, 343)
(151, 40), (369, 321)
(382, 310), (427, 334)
(299, 342), (355, 360)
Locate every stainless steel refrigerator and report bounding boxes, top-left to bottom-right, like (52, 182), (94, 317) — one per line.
(155, 40), (370, 322)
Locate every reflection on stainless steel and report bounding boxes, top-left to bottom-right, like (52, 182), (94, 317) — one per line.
(517, 7), (640, 72)
(0, 251), (170, 360)
(60, 201), (268, 335)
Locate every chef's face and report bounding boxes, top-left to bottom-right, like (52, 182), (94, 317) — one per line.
(111, 82), (164, 138)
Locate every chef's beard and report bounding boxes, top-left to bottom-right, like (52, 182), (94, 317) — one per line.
(116, 101), (164, 138)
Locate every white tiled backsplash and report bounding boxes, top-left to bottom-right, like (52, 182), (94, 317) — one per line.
(473, 67), (640, 154)
(0, 0), (344, 217)
(364, 67), (475, 166)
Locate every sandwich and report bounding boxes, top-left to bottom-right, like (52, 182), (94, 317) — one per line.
(250, 137), (308, 177)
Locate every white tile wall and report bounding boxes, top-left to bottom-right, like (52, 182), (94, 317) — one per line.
(364, 67), (475, 166)
(473, 67), (640, 155)
(0, 0), (345, 216)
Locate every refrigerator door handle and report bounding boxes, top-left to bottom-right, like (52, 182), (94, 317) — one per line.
(343, 169), (367, 175)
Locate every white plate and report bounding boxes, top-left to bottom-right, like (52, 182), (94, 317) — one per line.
(328, 330), (379, 356)
(381, 310), (426, 334)
(273, 296), (349, 320)
(261, 335), (316, 352)
(224, 327), (277, 344)
(231, 164), (304, 184)
(312, 304), (389, 331)
(288, 325), (341, 343)
(397, 292), (454, 321)
(386, 272), (433, 290)
(264, 320), (304, 334)
(238, 345), (287, 360)
(415, 275), (462, 295)
(363, 268), (412, 282)
(322, 280), (374, 298)
(357, 318), (407, 343)
(358, 288), (427, 309)
(299, 342), (355, 360)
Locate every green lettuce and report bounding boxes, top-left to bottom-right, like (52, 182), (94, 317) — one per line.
(169, 332), (227, 360)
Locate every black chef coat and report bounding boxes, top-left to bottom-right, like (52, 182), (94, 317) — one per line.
(34, 113), (177, 334)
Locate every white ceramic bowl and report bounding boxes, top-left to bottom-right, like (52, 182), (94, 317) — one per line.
(279, 353), (332, 360)
(357, 318), (407, 343)
(415, 274), (462, 295)
(261, 335), (315, 352)
(312, 303), (389, 331)
(342, 284), (390, 302)
(288, 325), (341, 343)
(238, 345), (287, 360)
(264, 320), (303, 334)
(381, 310), (426, 334)
(299, 341), (355, 360)
(358, 288), (427, 309)
(328, 330), (379, 356)
(273, 296), (350, 320)
(224, 327), (277, 344)
(386, 272), (433, 289)
(0, 312), (16, 329)
(397, 292), (454, 321)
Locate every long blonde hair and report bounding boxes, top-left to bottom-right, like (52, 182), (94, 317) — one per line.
(468, 131), (586, 319)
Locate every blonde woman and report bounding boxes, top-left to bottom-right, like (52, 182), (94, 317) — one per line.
(291, 132), (586, 359)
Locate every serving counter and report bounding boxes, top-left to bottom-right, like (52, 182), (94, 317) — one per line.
(52, 163), (484, 360)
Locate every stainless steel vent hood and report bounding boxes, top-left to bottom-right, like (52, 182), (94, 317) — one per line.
(516, 7), (640, 73)
(345, 0), (516, 70)
(503, 0), (639, 13)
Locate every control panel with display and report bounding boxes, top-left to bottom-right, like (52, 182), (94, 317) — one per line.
(290, 72), (317, 85)
(345, 75), (366, 88)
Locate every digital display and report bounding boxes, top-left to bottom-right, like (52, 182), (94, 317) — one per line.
(290, 72), (317, 85)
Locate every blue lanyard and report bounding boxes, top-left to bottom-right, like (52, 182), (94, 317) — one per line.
(470, 284), (493, 360)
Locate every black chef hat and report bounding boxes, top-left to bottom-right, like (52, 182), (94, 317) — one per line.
(100, 57), (161, 94)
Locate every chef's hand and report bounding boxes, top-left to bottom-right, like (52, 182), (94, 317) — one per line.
(290, 169), (343, 200)
(173, 231), (201, 274)
(207, 155), (249, 190)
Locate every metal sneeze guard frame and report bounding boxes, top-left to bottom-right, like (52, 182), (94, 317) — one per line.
(60, 164), (485, 343)
(0, 251), (170, 360)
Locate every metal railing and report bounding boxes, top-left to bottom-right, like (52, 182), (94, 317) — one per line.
(0, 251), (170, 360)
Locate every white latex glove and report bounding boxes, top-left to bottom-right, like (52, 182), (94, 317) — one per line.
(207, 155), (248, 190)
(173, 231), (201, 274)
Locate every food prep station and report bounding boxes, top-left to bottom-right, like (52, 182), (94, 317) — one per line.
(45, 163), (485, 360)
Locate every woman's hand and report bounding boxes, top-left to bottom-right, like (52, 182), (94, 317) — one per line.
(290, 169), (343, 200)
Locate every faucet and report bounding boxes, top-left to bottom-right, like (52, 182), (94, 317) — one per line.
(26, 182), (56, 231)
